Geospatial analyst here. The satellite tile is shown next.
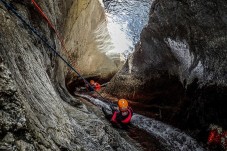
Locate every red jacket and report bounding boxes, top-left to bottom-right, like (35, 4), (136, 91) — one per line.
(208, 128), (227, 149)
(87, 82), (101, 91)
(92, 82), (101, 91)
(111, 107), (133, 124)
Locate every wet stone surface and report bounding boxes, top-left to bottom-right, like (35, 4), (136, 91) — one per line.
(0, 0), (145, 150)
(105, 1), (227, 146)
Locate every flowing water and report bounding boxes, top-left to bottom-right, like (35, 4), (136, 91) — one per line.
(75, 93), (207, 151)
(102, 0), (153, 59)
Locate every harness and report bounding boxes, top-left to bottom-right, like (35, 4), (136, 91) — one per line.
(111, 108), (133, 124)
(121, 109), (132, 124)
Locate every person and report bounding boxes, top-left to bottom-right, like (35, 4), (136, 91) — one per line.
(102, 99), (133, 129)
(87, 80), (101, 91)
(208, 124), (227, 150)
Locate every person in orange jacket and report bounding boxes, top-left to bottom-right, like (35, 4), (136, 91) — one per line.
(87, 80), (101, 91)
(102, 99), (133, 129)
(208, 124), (227, 150)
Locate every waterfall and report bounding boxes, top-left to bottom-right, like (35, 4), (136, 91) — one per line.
(93, 0), (153, 62)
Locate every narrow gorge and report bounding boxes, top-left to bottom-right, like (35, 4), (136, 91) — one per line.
(1, 0), (227, 151)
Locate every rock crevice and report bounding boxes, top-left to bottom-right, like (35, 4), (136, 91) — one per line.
(0, 0), (140, 150)
(105, 0), (227, 131)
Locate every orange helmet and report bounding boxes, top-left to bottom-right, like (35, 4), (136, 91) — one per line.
(118, 99), (128, 111)
(90, 80), (95, 84)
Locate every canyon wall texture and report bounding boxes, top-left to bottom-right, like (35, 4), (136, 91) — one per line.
(64, 0), (118, 82)
(106, 0), (227, 130)
(0, 0), (140, 150)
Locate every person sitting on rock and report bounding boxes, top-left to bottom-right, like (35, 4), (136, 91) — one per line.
(102, 99), (133, 129)
(87, 80), (101, 91)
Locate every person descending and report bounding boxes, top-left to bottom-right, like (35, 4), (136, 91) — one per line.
(87, 80), (101, 91)
(102, 99), (133, 129)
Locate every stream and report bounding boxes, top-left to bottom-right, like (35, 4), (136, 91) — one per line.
(75, 93), (207, 151)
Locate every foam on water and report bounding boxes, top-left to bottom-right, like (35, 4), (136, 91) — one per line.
(75, 93), (111, 111)
(93, 0), (153, 61)
(132, 114), (205, 151)
(76, 93), (206, 151)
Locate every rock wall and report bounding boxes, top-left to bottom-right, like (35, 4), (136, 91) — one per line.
(105, 0), (227, 130)
(0, 0), (140, 150)
(64, 0), (118, 81)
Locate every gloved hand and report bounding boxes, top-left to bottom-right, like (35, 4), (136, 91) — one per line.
(110, 104), (118, 112)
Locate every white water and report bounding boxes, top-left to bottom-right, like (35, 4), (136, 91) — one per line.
(94, 0), (153, 61)
(106, 14), (133, 57)
(76, 93), (206, 151)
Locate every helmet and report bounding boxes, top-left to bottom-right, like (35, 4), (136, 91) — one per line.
(90, 80), (95, 84)
(118, 99), (128, 111)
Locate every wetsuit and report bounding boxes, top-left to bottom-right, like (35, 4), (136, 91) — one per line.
(93, 82), (101, 91)
(111, 107), (133, 124)
(102, 105), (133, 129)
(87, 82), (101, 91)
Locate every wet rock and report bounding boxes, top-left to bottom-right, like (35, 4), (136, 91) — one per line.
(3, 133), (15, 143)
(64, 0), (118, 81)
(0, 0), (142, 150)
(0, 132), (15, 151)
(0, 60), (34, 150)
(105, 0), (227, 132)
(16, 140), (35, 151)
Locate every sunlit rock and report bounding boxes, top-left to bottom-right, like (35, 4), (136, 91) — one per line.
(64, 0), (118, 80)
(0, 0), (142, 150)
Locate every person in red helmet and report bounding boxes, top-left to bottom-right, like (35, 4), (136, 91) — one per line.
(102, 99), (133, 129)
(87, 80), (101, 91)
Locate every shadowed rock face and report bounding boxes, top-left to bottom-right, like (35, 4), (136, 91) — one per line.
(0, 0), (141, 150)
(105, 0), (227, 130)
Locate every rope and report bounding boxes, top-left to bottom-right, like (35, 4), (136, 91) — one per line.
(0, 0), (106, 101)
(31, 0), (68, 54)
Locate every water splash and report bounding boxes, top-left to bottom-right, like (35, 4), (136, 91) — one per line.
(75, 93), (206, 151)
(93, 19), (131, 62)
(105, 14), (133, 57)
(75, 93), (111, 110)
(98, 0), (153, 60)
(132, 114), (206, 151)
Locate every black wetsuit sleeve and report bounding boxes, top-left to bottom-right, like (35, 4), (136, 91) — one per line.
(110, 104), (118, 113)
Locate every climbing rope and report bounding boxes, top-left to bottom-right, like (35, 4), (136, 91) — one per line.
(31, 0), (68, 54)
(0, 0), (106, 101)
